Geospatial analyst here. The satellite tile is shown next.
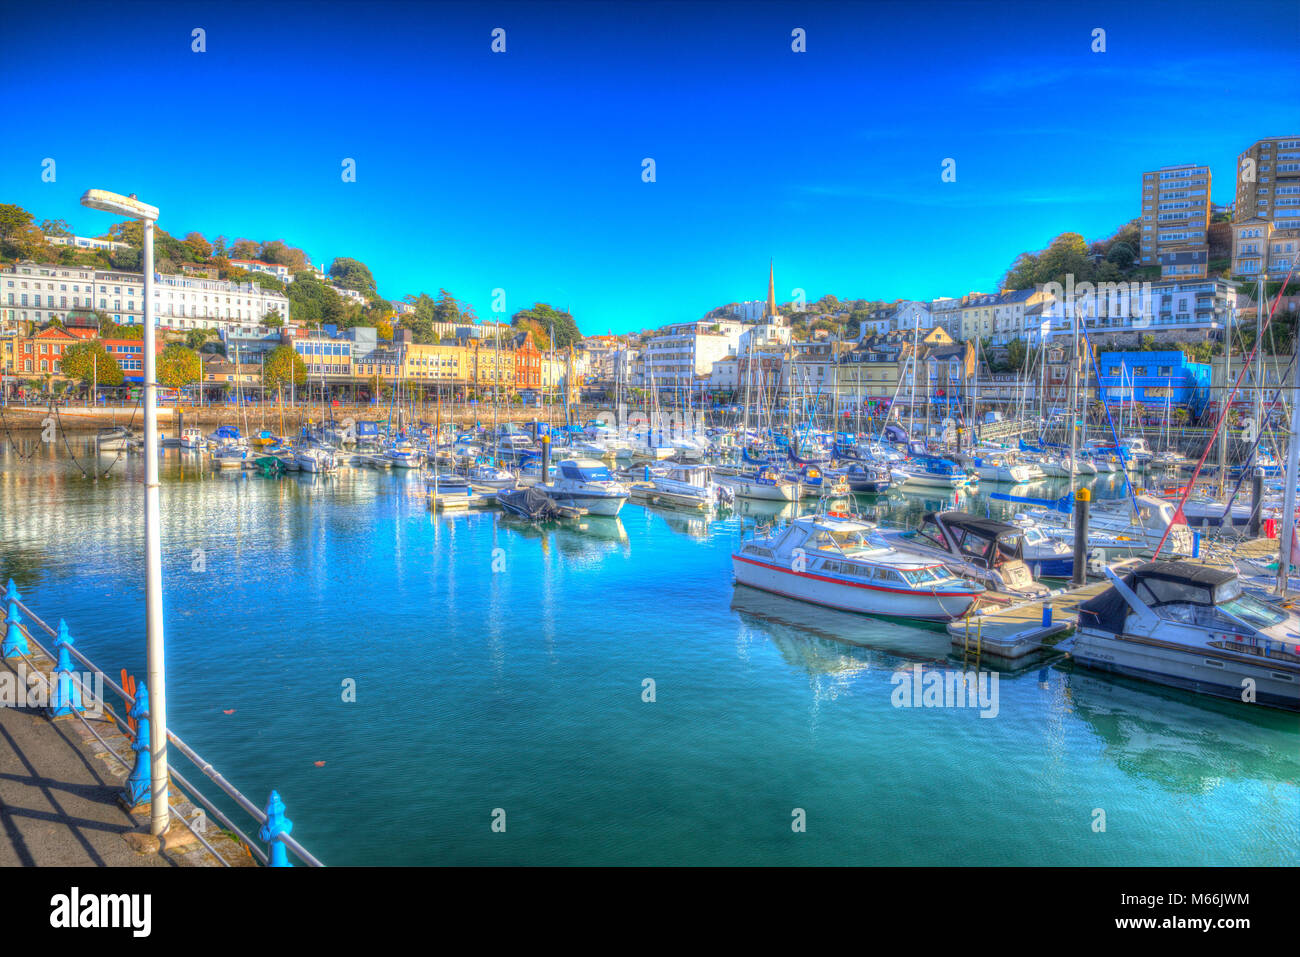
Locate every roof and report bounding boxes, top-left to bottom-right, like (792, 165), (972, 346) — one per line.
(930, 511), (1019, 538)
(1131, 561), (1235, 587)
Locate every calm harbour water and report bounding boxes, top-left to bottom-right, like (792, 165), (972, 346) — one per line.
(2, 441), (1296, 866)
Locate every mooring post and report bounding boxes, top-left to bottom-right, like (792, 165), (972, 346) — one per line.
(260, 790), (294, 867)
(2, 579), (27, 658)
(49, 619), (83, 718)
(121, 683), (152, 807)
(1249, 468), (1263, 538)
(540, 433), (551, 482)
(1072, 488), (1090, 588)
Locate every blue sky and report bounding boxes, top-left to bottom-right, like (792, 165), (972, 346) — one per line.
(2, 0), (1297, 333)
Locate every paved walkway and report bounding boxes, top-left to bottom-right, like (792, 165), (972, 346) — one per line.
(0, 653), (253, 867)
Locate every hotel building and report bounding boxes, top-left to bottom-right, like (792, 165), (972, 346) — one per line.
(1140, 164), (1211, 278)
(1234, 136), (1300, 231)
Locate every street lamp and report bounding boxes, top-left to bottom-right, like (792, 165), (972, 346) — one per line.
(79, 188), (170, 839)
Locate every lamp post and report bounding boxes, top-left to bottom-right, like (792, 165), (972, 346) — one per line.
(79, 189), (169, 838)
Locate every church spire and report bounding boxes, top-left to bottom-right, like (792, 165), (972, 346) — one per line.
(765, 259), (777, 320)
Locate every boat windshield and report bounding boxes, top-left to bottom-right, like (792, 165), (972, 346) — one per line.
(900, 566), (950, 586)
(1218, 592), (1287, 630)
(812, 527), (872, 548)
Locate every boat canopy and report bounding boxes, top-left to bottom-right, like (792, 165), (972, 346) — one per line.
(558, 460), (612, 482)
(1078, 562), (1238, 633)
(922, 511), (1024, 567)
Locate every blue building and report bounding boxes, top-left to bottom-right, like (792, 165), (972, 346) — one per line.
(1096, 351), (1210, 415)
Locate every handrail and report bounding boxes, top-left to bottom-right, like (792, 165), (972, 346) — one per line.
(13, 596), (323, 867)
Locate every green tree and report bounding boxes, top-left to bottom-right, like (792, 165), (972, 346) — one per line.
(0, 205), (35, 247)
(328, 257), (377, 297)
(287, 271), (348, 326)
(1004, 337), (1028, 372)
(61, 341), (124, 385)
(512, 303), (581, 350)
(40, 218), (73, 238)
(184, 329), (213, 350)
(157, 344), (202, 388)
(262, 345), (307, 390)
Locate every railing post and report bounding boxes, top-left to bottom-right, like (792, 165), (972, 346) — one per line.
(49, 619), (83, 718)
(120, 683), (152, 808)
(3, 580), (28, 658)
(259, 790), (294, 867)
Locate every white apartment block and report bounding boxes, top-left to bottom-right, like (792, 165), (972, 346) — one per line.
(0, 261), (291, 338)
(643, 320), (744, 388)
(1039, 278), (1237, 338)
(45, 234), (130, 252)
(229, 258), (292, 283)
(330, 284), (368, 305)
(730, 300), (767, 322)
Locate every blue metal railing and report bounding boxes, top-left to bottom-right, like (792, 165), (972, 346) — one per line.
(3, 580), (323, 867)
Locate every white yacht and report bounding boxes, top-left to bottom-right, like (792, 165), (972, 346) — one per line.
(540, 459), (630, 516)
(1068, 562), (1300, 711)
(732, 514), (984, 621)
(1031, 494), (1195, 558)
(295, 446), (338, 473)
(383, 440), (424, 469)
(645, 464), (728, 509)
(179, 427), (205, 450)
(717, 465), (801, 502)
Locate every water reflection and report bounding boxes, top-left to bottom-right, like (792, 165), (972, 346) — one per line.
(1065, 668), (1300, 794)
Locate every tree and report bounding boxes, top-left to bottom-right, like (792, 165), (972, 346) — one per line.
(40, 218), (72, 238)
(61, 341), (123, 386)
(1106, 241), (1137, 269)
(1004, 337), (1028, 372)
(512, 303), (581, 350)
(184, 329), (214, 350)
(183, 232), (213, 260)
(263, 309), (285, 329)
(329, 257), (377, 296)
(286, 271), (348, 326)
(262, 346), (307, 390)
(157, 344), (202, 388)
(228, 239), (260, 260)
(0, 204), (35, 242)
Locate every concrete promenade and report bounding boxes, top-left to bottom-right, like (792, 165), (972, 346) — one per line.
(0, 646), (253, 867)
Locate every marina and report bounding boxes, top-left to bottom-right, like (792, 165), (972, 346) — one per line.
(2, 437), (1296, 866)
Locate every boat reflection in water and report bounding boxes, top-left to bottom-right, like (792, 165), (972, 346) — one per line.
(1065, 668), (1300, 798)
(729, 585), (953, 712)
(502, 514), (630, 559)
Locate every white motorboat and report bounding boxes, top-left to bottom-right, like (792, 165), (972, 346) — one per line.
(539, 458), (630, 516)
(179, 427), (205, 450)
(892, 455), (973, 489)
(879, 511), (1048, 600)
(970, 450), (1032, 484)
(1068, 561), (1300, 711)
(1031, 494), (1195, 558)
(295, 447), (338, 473)
(644, 464), (730, 509)
(717, 465), (801, 502)
(95, 426), (137, 452)
(732, 513), (984, 621)
(383, 440), (424, 469)
(211, 443), (250, 470)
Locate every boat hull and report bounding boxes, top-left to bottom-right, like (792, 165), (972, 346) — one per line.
(731, 555), (977, 621)
(1071, 629), (1300, 711)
